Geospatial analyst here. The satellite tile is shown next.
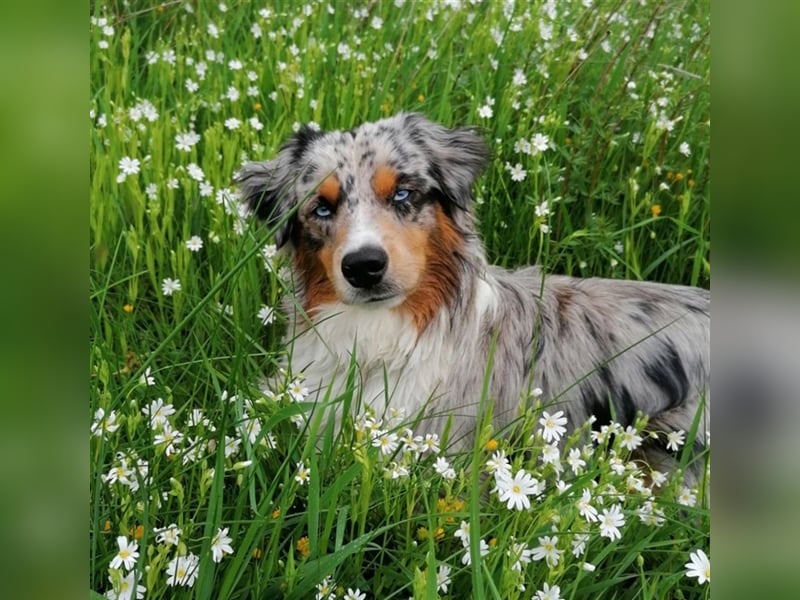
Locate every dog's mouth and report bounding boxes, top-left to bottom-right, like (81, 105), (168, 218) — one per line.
(341, 286), (404, 308)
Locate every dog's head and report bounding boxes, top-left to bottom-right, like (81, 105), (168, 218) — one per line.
(237, 113), (488, 327)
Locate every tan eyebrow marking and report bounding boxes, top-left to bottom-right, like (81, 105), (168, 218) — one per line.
(372, 165), (397, 199)
(317, 175), (340, 204)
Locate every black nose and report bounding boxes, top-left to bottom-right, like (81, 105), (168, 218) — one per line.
(341, 246), (388, 288)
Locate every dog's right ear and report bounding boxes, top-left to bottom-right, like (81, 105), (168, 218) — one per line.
(236, 126), (323, 248)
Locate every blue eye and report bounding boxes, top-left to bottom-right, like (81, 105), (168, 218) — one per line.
(392, 189), (411, 204)
(313, 203), (333, 218)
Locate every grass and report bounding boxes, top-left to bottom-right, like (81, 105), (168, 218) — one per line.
(89, 1), (710, 598)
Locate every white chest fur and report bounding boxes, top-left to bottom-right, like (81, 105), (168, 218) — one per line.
(287, 304), (456, 419)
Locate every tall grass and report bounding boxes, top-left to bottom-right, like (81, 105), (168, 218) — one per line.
(90, 1), (710, 598)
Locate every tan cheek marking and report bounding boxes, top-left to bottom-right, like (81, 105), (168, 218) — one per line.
(372, 165), (397, 199)
(293, 222), (349, 315)
(317, 176), (340, 205)
(395, 206), (464, 333)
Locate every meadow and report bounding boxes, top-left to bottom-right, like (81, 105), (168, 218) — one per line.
(89, 1), (710, 598)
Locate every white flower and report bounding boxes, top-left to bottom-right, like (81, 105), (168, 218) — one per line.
(535, 201), (551, 218)
(117, 157), (140, 182)
(619, 425), (643, 451)
(540, 442), (561, 467)
(295, 460), (311, 485)
(343, 589), (366, 600)
(109, 536), (139, 571)
(161, 277), (181, 296)
(454, 520), (471, 547)
(155, 523), (182, 546)
(461, 539), (489, 565)
(433, 456), (456, 480)
(494, 468), (542, 510)
(534, 582), (563, 600)
(186, 163), (205, 181)
(538, 410), (567, 443)
(421, 433), (440, 455)
(210, 527), (234, 563)
(91, 408), (120, 437)
(531, 535), (563, 567)
(508, 163), (527, 182)
(287, 379), (309, 402)
(258, 305), (275, 325)
(571, 532), (589, 557)
(508, 540), (532, 571)
(477, 104), (493, 119)
(485, 450), (511, 478)
(371, 16), (383, 29)
(637, 501), (666, 526)
(677, 486), (698, 507)
(531, 133), (549, 153)
(224, 117), (241, 130)
(679, 142), (691, 157)
(225, 86), (240, 102)
(665, 429), (686, 452)
(175, 131), (201, 151)
(384, 461), (409, 479)
(143, 397), (176, 429)
(436, 564), (451, 593)
(107, 570), (146, 600)
(567, 448), (586, 474)
(315, 576), (335, 600)
(512, 68), (527, 87)
(684, 549), (710, 584)
(249, 116), (264, 131)
(165, 553), (200, 587)
(373, 431), (400, 457)
(185, 235), (203, 252)
(598, 504), (625, 541)
(577, 488), (599, 522)
(154, 423), (183, 456)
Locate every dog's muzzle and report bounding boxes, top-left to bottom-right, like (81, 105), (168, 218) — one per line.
(341, 246), (388, 289)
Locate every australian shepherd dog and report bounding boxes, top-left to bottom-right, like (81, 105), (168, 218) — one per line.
(237, 112), (710, 476)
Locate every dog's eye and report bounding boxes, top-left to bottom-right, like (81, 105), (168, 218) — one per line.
(313, 202), (334, 219)
(392, 189), (411, 204)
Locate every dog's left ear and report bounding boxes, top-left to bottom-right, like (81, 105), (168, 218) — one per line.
(402, 112), (489, 210)
(235, 126), (323, 247)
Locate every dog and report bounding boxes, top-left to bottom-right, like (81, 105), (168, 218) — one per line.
(236, 112), (710, 476)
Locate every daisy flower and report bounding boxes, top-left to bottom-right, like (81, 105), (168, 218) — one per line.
(161, 278), (181, 296)
(577, 488), (599, 522)
(436, 564), (451, 593)
(598, 504), (626, 541)
(109, 536), (139, 571)
(433, 456), (456, 480)
(165, 553), (200, 587)
(538, 410), (567, 443)
(155, 524), (182, 546)
(666, 429), (686, 451)
(619, 425), (643, 451)
(295, 460), (311, 485)
(185, 236), (203, 252)
(210, 527), (234, 563)
(533, 582), (563, 600)
(107, 570), (146, 599)
(258, 305), (275, 325)
(531, 535), (563, 567)
(494, 468), (542, 511)
(684, 549), (710, 584)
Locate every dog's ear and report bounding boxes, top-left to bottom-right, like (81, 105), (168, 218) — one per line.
(236, 126), (323, 247)
(402, 112), (489, 211)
